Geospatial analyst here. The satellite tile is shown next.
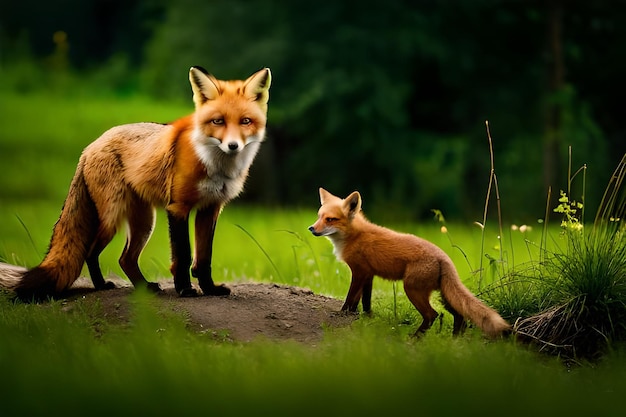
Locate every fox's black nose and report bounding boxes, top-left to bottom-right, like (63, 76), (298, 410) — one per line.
(228, 142), (239, 151)
(308, 226), (319, 236)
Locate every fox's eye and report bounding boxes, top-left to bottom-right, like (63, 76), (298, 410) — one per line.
(326, 217), (338, 223)
(240, 117), (252, 125)
(211, 118), (225, 125)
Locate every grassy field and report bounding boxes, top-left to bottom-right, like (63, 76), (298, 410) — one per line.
(1, 91), (625, 416)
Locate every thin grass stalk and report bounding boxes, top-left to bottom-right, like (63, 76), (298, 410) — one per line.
(235, 224), (283, 281)
(479, 122), (492, 288)
(595, 153), (626, 226)
(570, 163), (587, 234)
(492, 173), (506, 276)
(280, 229), (324, 281)
(478, 121), (505, 289)
(442, 227), (474, 272)
(487, 122), (505, 277)
(291, 246), (300, 281)
(566, 146), (587, 233)
(392, 281), (397, 320)
(15, 214), (40, 257)
(478, 179), (492, 289)
(541, 187), (552, 263)
(508, 227), (515, 271)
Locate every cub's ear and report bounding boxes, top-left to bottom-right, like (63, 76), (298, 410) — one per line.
(344, 191), (362, 218)
(189, 66), (220, 107)
(319, 187), (334, 205)
(243, 68), (271, 106)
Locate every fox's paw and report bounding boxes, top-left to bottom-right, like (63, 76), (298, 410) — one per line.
(146, 282), (162, 293)
(94, 281), (117, 291)
(202, 284), (231, 297)
(333, 310), (360, 318)
(178, 287), (200, 297)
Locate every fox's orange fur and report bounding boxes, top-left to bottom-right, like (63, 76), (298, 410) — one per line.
(309, 188), (510, 338)
(0, 67), (271, 301)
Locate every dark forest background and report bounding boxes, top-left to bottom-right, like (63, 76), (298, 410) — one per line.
(1, 0), (624, 222)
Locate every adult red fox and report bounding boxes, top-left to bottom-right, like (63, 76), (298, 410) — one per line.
(308, 188), (510, 338)
(0, 67), (271, 301)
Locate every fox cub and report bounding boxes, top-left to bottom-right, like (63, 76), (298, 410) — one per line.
(309, 188), (510, 338)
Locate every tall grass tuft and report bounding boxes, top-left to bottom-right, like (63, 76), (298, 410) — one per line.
(514, 226), (626, 359)
(484, 153), (626, 360)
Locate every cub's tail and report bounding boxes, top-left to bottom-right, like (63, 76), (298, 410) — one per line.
(439, 258), (510, 338)
(0, 159), (100, 301)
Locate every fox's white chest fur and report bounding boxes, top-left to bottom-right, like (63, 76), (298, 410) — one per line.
(326, 235), (347, 262)
(192, 128), (262, 205)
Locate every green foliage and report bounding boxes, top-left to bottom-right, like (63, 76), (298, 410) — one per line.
(2, 289), (626, 417)
(2, 1), (622, 220)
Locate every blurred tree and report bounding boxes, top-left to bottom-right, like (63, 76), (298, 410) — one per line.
(544, 0), (565, 203)
(1, 0), (623, 221)
(0, 0), (161, 68)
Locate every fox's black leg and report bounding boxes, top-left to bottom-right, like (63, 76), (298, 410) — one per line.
(86, 252), (116, 291)
(192, 204), (230, 296)
(167, 211), (198, 297)
(443, 300), (468, 336)
(86, 232), (117, 291)
(341, 283), (363, 312)
(361, 276), (374, 313)
(341, 263), (375, 312)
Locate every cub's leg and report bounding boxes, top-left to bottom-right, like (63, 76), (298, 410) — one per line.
(342, 268), (373, 312)
(404, 282), (439, 336)
(443, 299), (468, 336)
(360, 276), (374, 313)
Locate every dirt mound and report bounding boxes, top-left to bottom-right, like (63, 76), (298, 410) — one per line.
(63, 277), (356, 343)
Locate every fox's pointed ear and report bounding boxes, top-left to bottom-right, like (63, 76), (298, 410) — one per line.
(243, 68), (271, 107)
(344, 191), (362, 218)
(319, 187), (333, 205)
(189, 66), (220, 107)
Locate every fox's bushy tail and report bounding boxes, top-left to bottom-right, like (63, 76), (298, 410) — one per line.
(439, 258), (510, 338)
(0, 160), (99, 301)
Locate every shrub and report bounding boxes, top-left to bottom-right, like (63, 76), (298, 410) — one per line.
(484, 154), (626, 361)
(516, 226), (626, 359)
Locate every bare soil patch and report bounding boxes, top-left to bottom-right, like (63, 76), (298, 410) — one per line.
(63, 277), (356, 343)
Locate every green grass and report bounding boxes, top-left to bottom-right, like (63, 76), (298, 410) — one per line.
(1, 292), (625, 417)
(0, 90), (189, 202)
(1, 91), (626, 416)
